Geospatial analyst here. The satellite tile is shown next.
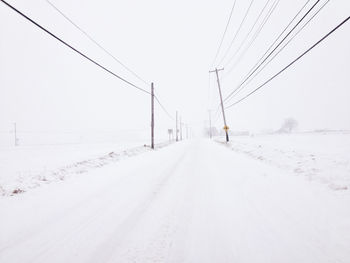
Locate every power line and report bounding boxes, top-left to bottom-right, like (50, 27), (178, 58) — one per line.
(224, 0), (280, 74)
(0, 0), (150, 95)
(224, 0), (317, 101)
(223, 0), (273, 69)
(226, 15), (350, 109)
(227, 0), (330, 101)
(154, 95), (175, 121)
(218, 0), (255, 66)
(46, 0), (150, 86)
(214, 0), (278, 110)
(237, 0), (311, 78)
(45, 0), (176, 122)
(211, 0), (237, 67)
(223, 0), (314, 103)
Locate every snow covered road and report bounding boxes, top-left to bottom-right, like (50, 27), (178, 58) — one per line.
(1, 139), (349, 263)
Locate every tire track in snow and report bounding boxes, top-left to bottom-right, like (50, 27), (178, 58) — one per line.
(116, 141), (202, 263)
(86, 147), (191, 263)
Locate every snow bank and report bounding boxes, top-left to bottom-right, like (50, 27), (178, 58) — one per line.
(216, 131), (350, 190)
(0, 141), (171, 197)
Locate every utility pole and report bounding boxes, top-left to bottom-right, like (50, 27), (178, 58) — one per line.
(14, 122), (18, 146)
(176, 111), (179, 142)
(151, 83), (154, 149)
(208, 110), (212, 139)
(180, 117), (183, 141)
(186, 124), (189, 139)
(209, 68), (229, 142)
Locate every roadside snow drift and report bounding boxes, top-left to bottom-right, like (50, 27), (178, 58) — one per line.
(217, 131), (350, 191)
(0, 141), (171, 196)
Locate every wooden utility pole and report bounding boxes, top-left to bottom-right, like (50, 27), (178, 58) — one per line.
(167, 129), (172, 142)
(151, 83), (154, 149)
(180, 117), (183, 141)
(209, 68), (229, 142)
(208, 110), (212, 139)
(14, 122), (18, 146)
(176, 111), (179, 142)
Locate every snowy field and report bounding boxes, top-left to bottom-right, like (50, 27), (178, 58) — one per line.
(216, 131), (350, 191)
(0, 130), (170, 196)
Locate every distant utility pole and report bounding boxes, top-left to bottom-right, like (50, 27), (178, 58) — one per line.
(167, 129), (173, 142)
(14, 122), (18, 146)
(176, 111), (179, 142)
(209, 68), (229, 142)
(208, 110), (212, 139)
(180, 117), (183, 141)
(151, 83), (155, 149)
(186, 124), (189, 139)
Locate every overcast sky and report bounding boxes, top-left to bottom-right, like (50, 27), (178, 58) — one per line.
(1, 0), (350, 137)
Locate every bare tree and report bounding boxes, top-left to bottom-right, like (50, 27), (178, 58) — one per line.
(278, 118), (298, 133)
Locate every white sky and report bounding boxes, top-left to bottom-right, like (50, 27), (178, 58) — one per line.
(1, 0), (350, 136)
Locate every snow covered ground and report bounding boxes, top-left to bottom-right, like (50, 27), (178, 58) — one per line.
(0, 130), (171, 196)
(0, 139), (349, 262)
(216, 131), (350, 191)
